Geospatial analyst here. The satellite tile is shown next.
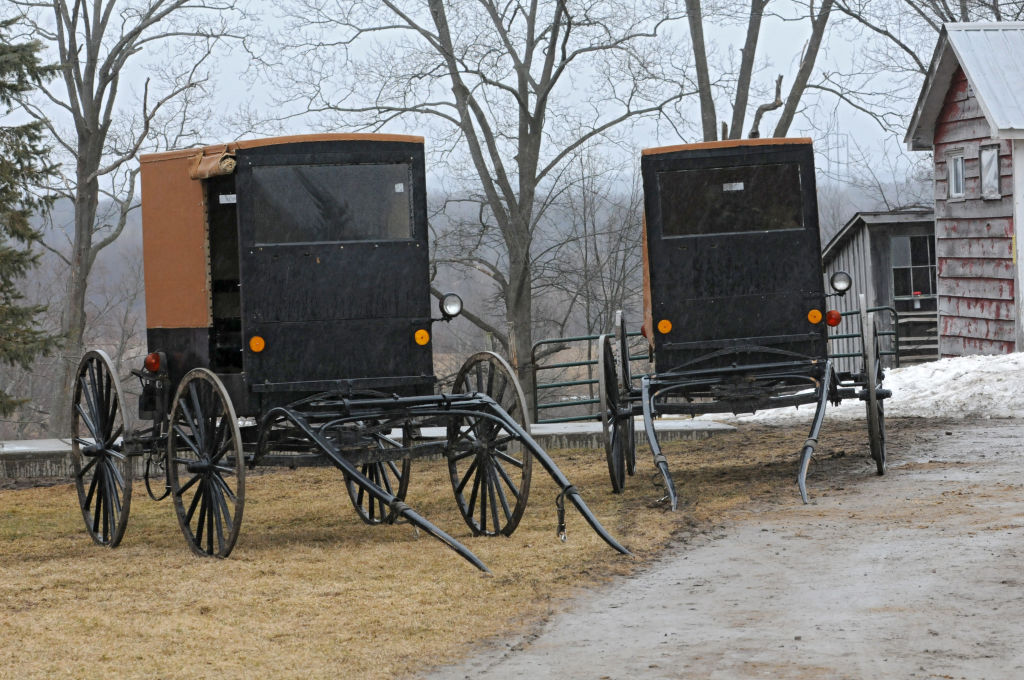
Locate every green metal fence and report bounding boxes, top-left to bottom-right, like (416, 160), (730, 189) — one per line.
(826, 305), (900, 367)
(530, 332), (646, 424)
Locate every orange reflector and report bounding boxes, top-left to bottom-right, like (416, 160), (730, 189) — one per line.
(414, 329), (430, 346)
(249, 336), (266, 352)
(144, 353), (160, 372)
(807, 309), (823, 324)
(657, 319), (672, 334)
(825, 310), (842, 327)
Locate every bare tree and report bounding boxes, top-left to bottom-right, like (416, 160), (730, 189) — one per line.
(683, 0), (837, 141)
(823, 0), (1024, 136)
(11, 0), (245, 434)
(268, 0), (692, 402)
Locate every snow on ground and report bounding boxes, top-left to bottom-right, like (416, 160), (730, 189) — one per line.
(702, 352), (1024, 425)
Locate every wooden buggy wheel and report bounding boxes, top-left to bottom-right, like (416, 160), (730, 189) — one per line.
(598, 335), (631, 493)
(166, 369), (245, 558)
(860, 294), (887, 475)
(446, 352), (533, 536)
(613, 311), (637, 476)
(346, 434), (412, 525)
(71, 350), (132, 547)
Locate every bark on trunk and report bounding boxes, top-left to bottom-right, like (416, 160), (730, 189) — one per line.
(773, 0), (833, 137)
(685, 0), (718, 142)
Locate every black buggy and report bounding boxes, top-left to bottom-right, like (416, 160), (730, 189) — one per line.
(70, 134), (627, 571)
(597, 138), (889, 508)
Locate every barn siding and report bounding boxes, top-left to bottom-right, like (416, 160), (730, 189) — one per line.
(933, 67), (1016, 357)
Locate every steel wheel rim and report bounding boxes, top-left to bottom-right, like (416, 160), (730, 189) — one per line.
(167, 369), (245, 558)
(71, 350), (133, 547)
(447, 352), (533, 536)
(861, 304), (886, 476)
(598, 335), (626, 493)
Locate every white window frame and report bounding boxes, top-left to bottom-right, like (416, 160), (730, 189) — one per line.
(980, 144), (1001, 199)
(948, 152), (966, 199)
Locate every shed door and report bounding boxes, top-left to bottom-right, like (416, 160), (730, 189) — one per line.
(645, 157), (827, 370)
(234, 147), (433, 392)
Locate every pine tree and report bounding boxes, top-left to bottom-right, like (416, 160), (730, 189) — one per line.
(0, 17), (57, 416)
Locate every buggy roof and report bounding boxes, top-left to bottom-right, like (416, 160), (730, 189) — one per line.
(641, 137), (812, 157)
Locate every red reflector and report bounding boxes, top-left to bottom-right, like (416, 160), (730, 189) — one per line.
(640, 324), (648, 339)
(144, 353), (160, 372)
(825, 310), (842, 327)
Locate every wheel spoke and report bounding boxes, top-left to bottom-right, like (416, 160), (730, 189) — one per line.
(467, 460), (483, 524)
(211, 471), (238, 503)
(184, 384), (206, 453)
(492, 448), (525, 469)
(448, 447), (477, 462)
(456, 454), (481, 495)
(91, 477), (103, 536)
(194, 484), (208, 548)
(85, 469), (100, 512)
(492, 457), (521, 500)
(75, 401), (100, 444)
(77, 454), (99, 478)
(486, 465), (502, 531)
(172, 423), (203, 459)
(211, 485), (226, 552)
(101, 368), (115, 439)
(184, 480), (204, 523)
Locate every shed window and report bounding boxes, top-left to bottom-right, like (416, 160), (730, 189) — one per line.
(891, 235), (936, 312)
(948, 154), (965, 199)
(980, 145), (1000, 199)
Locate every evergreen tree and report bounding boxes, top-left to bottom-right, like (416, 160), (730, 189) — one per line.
(0, 17), (57, 416)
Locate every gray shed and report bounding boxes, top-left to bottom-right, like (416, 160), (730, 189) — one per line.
(822, 209), (937, 367)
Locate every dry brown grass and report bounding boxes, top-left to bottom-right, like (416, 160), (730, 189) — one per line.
(0, 420), (899, 679)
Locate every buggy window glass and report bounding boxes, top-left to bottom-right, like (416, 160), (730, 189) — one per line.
(657, 162), (803, 236)
(250, 163), (413, 243)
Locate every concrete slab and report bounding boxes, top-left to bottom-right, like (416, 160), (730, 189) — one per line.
(0, 419), (734, 480)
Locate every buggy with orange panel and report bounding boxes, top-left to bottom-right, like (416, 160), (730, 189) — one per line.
(597, 138), (889, 507)
(69, 134), (627, 571)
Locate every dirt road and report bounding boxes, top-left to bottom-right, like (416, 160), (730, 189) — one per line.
(422, 419), (1024, 679)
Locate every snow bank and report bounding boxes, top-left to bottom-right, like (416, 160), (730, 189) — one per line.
(701, 352), (1024, 425)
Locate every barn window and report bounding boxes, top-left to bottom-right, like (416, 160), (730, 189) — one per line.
(948, 153), (965, 199)
(980, 145), (1000, 199)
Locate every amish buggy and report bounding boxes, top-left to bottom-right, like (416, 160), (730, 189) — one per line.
(70, 134), (628, 572)
(598, 138), (889, 508)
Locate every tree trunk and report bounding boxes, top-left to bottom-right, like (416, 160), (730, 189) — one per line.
(730, 0), (766, 139)
(50, 163), (100, 436)
(773, 0), (833, 138)
(505, 218), (536, 419)
(685, 0), (718, 141)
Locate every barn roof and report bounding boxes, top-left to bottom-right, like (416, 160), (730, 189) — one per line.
(906, 22), (1024, 150)
(821, 209), (933, 265)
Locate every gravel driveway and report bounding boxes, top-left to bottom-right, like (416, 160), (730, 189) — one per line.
(421, 419), (1024, 679)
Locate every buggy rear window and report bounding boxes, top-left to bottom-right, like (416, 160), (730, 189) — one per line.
(250, 163), (413, 243)
(657, 162), (803, 237)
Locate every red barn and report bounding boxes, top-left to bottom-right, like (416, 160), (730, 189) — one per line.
(906, 22), (1024, 356)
